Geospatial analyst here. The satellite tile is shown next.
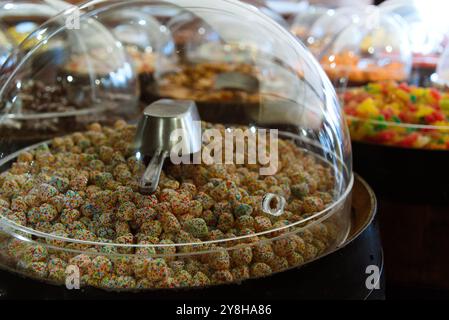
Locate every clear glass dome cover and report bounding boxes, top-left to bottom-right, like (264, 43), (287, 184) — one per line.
(380, 0), (446, 60)
(289, 5), (329, 43)
(0, 0), (352, 291)
(0, 0), (72, 46)
(305, 6), (363, 57)
(320, 6), (412, 87)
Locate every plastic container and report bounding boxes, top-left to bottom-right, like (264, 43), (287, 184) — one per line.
(320, 6), (412, 88)
(0, 0), (353, 291)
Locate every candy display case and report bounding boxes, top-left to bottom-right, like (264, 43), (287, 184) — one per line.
(65, 7), (176, 106)
(305, 6), (362, 58)
(0, 0), (354, 291)
(380, 0), (447, 87)
(242, 0), (288, 29)
(0, 3), (139, 149)
(165, 0), (286, 68)
(320, 7), (412, 88)
(289, 5), (329, 44)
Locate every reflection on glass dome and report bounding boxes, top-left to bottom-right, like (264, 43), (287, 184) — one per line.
(380, 0), (446, 57)
(0, 0), (71, 47)
(320, 6), (412, 87)
(242, 0), (288, 28)
(0, 24), (13, 67)
(0, 0), (353, 292)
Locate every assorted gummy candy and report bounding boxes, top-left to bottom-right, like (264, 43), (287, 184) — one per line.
(342, 82), (449, 149)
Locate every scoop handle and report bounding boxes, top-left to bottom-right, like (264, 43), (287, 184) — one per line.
(139, 149), (168, 194)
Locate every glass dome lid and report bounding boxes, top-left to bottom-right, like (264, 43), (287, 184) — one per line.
(380, 0), (446, 62)
(320, 6), (412, 87)
(289, 5), (329, 43)
(0, 0), (353, 291)
(305, 6), (363, 58)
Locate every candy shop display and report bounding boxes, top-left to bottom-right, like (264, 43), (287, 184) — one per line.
(320, 7), (412, 86)
(342, 81), (449, 150)
(0, 2), (139, 147)
(0, 0), (353, 291)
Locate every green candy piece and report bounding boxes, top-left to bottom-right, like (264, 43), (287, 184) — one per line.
(184, 218), (209, 238)
(440, 98), (449, 111)
(233, 203), (253, 217)
(392, 115), (402, 123)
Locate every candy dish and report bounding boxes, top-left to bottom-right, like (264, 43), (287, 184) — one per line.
(0, 0), (353, 291)
(0, 175), (381, 299)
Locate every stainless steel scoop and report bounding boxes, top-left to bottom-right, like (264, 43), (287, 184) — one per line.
(214, 71), (259, 93)
(134, 99), (201, 194)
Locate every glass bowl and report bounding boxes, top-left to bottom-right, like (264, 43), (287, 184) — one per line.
(289, 4), (329, 43)
(0, 0), (353, 291)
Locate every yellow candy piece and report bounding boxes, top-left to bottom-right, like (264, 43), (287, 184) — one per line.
(415, 105), (434, 118)
(356, 98), (379, 117)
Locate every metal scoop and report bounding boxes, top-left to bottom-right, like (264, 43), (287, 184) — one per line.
(134, 99), (202, 194)
(214, 71), (260, 93)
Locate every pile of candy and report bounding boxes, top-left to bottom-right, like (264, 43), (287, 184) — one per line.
(343, 82), (449, 149)
(0, 120), (346, 290)
(321, 52), (407, 84)
(157, 62), (261, 104)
